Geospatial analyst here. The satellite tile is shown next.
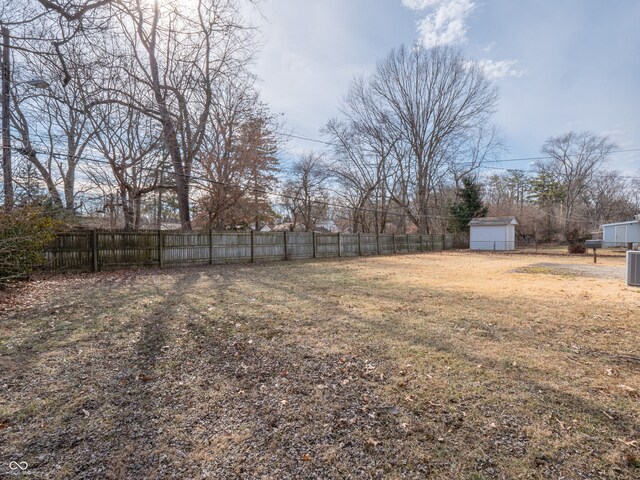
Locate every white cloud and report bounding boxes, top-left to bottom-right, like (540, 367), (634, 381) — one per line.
(402, 0), (476, 47)
(476, 59), (526, 79)
(482, 42), (496, 53)
(401, 0), (442, 9)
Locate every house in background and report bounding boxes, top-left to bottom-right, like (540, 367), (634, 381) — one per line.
(601, 216), (640, 248)
(469, 217), (519, 251)
(315, 219), (339, 233)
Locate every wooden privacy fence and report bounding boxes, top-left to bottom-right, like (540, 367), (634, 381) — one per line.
(43, 230), (469, 272)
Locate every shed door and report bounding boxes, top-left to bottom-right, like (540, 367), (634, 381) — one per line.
(615, 226), (627, 245)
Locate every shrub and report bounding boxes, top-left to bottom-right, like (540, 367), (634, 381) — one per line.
(568, 244), (586, 254)
(0, 206), (61, 282)
(566, 227), (590, 245)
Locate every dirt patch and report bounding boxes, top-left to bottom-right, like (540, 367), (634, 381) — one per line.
(515, 262), (626, 280)
(1, 253), (639, 479)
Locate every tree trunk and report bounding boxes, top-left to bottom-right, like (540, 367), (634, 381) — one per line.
(121, 188), (134, 230)
(134, 195), (142, 229)
(145, 6), (191, 230)
(64, 167), (75, 212)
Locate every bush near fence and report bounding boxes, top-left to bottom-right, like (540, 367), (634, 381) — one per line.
(43, 230), (469, 272)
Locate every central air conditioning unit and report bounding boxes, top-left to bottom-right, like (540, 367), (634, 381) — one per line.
(628, 251), (640, 286)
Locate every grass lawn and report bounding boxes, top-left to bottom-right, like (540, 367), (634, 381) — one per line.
(1, 252), (639, 479)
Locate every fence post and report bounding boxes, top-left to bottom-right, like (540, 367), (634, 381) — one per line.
(420, 234), (423, 252)
(210, 228), (214, 265)
(284, 231), (288, 260)
(376, 233), (380, 255)
(393, 234), (396, 254)
(312, 231), (317, 258)
(250, 230), (255, 263)
(442, 234), (446, 251)
(158, 230), (164, 268)
(338, 232), (342, 257)
(91, 230), (98, 272)
(406, 233), (410, 253)
(358, 233), (362, 256)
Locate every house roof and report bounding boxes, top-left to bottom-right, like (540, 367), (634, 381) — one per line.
(468, 216), (519, 227)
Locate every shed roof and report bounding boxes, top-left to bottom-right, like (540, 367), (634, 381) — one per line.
(601, 220), (640, 228)
(468, 216), (519, 227)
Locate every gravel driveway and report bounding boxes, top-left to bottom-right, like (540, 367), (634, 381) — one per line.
(526, 262), (626, 280)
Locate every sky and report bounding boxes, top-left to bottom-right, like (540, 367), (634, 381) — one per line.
(247, 0), (640, 175)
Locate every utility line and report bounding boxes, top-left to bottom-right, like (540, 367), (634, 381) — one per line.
(6, 145), (603, 225)
(276, 131), (640, 164)
(5, 142), (640, 180)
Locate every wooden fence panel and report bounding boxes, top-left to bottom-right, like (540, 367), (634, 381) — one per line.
(395, 235), (408, 253)
(340, 234), (359, 257)
(407, 234), (420, 252)
(360, 234), (378, 255)
(254, 232), (286, 261)
(316, 234), (339, 257)
(164, 232), (211, 265)
(44, 232), (92, 271)
(42, 229), (469, 271)
(287, 232), (313, 259)
(209, 232), (251, 264)
(378, 234), (394, 254)
(97, 231), (159, 268)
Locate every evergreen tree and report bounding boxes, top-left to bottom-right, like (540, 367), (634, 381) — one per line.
(528, 172), (565, 241)
(449, 176), (488, 232)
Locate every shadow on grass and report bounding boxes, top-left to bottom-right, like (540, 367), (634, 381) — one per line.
(2, 261), (638, 478)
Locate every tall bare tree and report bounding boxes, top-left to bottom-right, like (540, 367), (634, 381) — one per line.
(192, 76), (279, 230)
(324, 74), (401, 233)
(11, 35), (98, 213)
(580, 170), (635, 226)
(82, 0), (255, 229)
(283, 154), (330, 232)
(537, 131), (616, 240)
(331, 45), (499, 234)
(88, 104), (164, 229)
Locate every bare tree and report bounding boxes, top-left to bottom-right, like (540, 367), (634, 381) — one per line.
(83, 0), (255, 229)
(35, 0), (114, 21)
(283, 154), (330, 232)
(193, 79), (279, 230)
(336, 45), (499, 234)
(537, 131), (617, 240)
(11, 39), (98, 213)
(88, 104), (164, 229)
(580, 170), (635, 226)
(324, 73), (404, 233)
(324, 119), (392, 233)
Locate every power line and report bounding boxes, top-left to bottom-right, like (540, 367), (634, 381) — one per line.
(276, 132), (640, 164)
(6, 145), (632, 224)
(8, 141), (640, 180)
(11, 145), (420, 219)
(2, 145), (507, 223)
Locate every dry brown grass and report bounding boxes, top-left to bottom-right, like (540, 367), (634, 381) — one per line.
(1, 252), (639, 479)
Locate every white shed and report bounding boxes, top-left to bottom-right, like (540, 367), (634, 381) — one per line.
(468, 217), (519, 251)
(601, 217), (640, 248)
